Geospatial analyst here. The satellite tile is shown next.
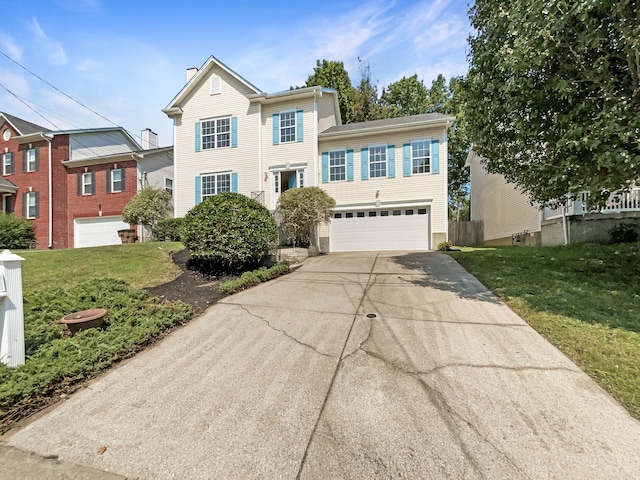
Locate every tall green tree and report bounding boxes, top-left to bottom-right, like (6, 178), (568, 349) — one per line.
(465, 0), (640, 206)
(380, 74), (428, 117)
(304, 60), (356, 123)
(353, 60), (386, 122)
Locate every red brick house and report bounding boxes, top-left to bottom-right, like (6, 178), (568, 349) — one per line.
(0, 112), (147, 248)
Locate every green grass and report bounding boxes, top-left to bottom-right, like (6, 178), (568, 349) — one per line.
(0, 242), (190, 433)
(18, 241), (183, 291)
(447, 243), (640, 418)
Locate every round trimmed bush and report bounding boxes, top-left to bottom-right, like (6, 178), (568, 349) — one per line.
(182, 192), (278, 273)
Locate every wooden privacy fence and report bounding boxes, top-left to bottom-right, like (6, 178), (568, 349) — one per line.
(448, 220), (484, 246)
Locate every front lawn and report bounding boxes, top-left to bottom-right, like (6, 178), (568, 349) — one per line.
(0, 242), (190, 433)
(447, 243), (640, 419)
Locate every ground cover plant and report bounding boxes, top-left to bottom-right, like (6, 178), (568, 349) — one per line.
(0, 242), (189, 433)
(220, 262), (290, 295)
(447, 243), (640, 419)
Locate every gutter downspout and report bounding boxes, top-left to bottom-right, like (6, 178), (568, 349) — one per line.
(562, 205), (568, 245)
(314, 90), (320, 248)
(444, 122), (451, 246)
(40, 134), (53, 248)
(258, 103), (262, 203)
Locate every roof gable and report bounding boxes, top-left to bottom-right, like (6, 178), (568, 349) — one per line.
(164, 56), (263, 115)
(0, 112), (51, 136)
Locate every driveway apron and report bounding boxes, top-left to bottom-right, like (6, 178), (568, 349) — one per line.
(5, 251), (640, 479)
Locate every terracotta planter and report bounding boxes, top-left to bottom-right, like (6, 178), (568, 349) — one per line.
(61, 308), (107, 335)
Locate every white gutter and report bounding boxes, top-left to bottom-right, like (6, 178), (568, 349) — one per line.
(40, 134), (53, 248)
(444, 122), (450, 242)
(258, 103), (263, 197)
(314, 91), (319, 188)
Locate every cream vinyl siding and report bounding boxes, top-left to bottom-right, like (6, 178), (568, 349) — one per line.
(317, 94), (339, 133)
(318, 128), (448, 237)
(469, 156), (540, 241)
(173, 67), (260, 217)
(261, 98), (317, 208)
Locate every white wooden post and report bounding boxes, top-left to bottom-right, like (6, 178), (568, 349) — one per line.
(0, 249), (25, 368)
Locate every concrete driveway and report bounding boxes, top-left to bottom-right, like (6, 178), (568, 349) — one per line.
(4, 251), (640, 479)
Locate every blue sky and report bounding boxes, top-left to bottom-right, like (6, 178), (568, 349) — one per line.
(0, 0), (471, 147)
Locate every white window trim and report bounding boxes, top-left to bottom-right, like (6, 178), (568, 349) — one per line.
(26, 192), (37, 219)
(329, 149), (347, 182)
(279, 110), (296, 144)
(165, 177), (173, 196)
(201, 172), (231, 200)
(2, 193), (11, 213)
(2, 153), (11, 175)
(82, 172), (93, 196)
(411, 138), (431, 175)
(111, 168), (123, 193)
(368, 144), (387, 179)
(201, 116), (231, 150)
(27, 148), (37, 172)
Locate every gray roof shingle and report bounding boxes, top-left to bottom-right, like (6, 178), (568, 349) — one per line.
(319, 113), (454, 136)
(0, 112), (51, 135)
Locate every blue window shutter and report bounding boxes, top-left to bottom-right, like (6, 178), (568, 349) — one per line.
(296, 110), (303, 142)
(195, 176), (202, 204)
(403, 143), (411, 177)
(272, 113), (280, 145)
(431, 139), (440, 174)
(361, 147), (369, 180)
(195, 122), (201, 152)
(346, 149), (354, 182)
(387, 145), (395, 178)
(321, 152), (329, 183)
(231, 172), (238, 192)
(231, 117), (238, 148)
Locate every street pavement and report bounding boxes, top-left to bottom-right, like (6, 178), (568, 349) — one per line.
(3, 251), (640, 479)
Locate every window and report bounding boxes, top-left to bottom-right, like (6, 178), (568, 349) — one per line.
(357, 212), (365, 218)
(25, 192), (38, 219)
(2, 153), (13, 175)
(412, 140), (430, 174)
(201, 173), (231, 199)
(368, 211), (377, 217)
(110, 169), (123, 193)
(334, 213), (342, 219)
(165, 178), (173, 196)
(26, 148), (37, 172)
(202, 117), (230, 150)
(369, 145), (387, 178)
(280, 111), (296, 143)
(418, 208), (427, 215)
(380, 211), (389, 216)
(82, 172), (94, 195)
(346, 212), (353, 218)
(392, 210), (401, 216)
(405, 209), (414, 215)
(329, 151), (346, 182)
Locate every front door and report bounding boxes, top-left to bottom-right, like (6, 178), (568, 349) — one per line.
(271, 168), (306, 209)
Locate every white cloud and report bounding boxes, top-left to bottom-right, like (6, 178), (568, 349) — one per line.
(0, 71), (31, 98)
(0, 33), (23, 62)
(30, 18), (69, 66)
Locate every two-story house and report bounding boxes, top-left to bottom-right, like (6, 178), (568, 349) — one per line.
(0, 112), (174, 248)
(163, 56), (453, 251)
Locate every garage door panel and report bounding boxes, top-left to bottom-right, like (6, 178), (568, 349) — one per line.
(74, 216), (130, 248)
(330, 208), (430, 252)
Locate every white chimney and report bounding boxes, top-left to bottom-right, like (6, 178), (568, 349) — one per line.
(141, 128), (158, 150)
(186, 67), (198, 82)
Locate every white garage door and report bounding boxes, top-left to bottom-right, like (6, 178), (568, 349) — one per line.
(330, 207), (430, 252)
(74, 216), (131, 248)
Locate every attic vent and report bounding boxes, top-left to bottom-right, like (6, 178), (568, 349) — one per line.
(210, 76), (221, 95)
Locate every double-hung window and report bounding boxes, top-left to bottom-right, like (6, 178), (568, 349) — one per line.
(369, 145), (387, 178)
(329, 151), (346, 182)
(81, 172), (94, 195)
(110, 168), (123, 192)
(2, 153), (13, 175)
(201, 173), (231, 200)
(26, 149), (37, 172)
(165, 178), (173, 196)
(202, 117), (230, 150)
(25, 191), (38, 219)
(412, 140), (430, 174)
(280, 111), (296, 143)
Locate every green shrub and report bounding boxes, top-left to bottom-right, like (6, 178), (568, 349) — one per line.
(219, 262), (290, 294)
(276, 187), (336, 247)
(608, 222), (639, 244)
(0, 213), (35, 249)
(182, 192), (279, 273)
(154, 218), (184, 241)
(437, 240), (453, 251)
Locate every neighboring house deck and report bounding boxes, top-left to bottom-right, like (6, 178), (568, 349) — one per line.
(467, 150), (640, 246)
(164, 56), (454, 252)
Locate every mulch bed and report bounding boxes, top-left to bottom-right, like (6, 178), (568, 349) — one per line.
(145, 248), (234, 315)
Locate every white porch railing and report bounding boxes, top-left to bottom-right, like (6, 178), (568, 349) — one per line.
(543, 188), (640, 220)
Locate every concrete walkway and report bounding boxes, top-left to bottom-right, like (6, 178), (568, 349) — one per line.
(4, 251), (640, 479)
